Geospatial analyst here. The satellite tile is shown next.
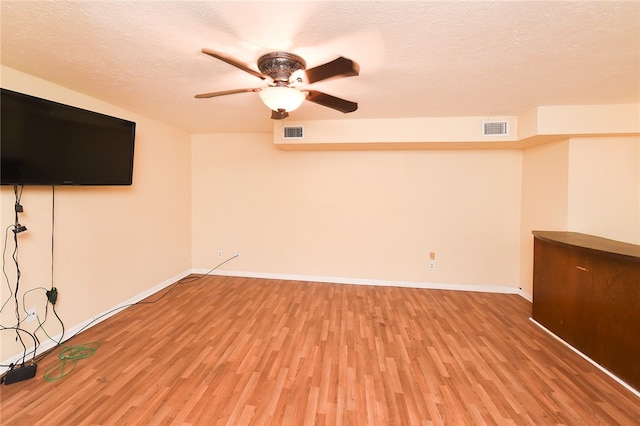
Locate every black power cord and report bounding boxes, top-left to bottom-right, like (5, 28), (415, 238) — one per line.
(0, 185), (60, 382)
(0, 185), (42, 383)
(19, 254), (238, 383)
(10, 185), (31, 363)
(2, 183), (239, 382)
(46, 288), (58, 305)
(13, 185), (27, 235)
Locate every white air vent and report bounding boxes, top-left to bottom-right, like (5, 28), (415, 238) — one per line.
(283, 126), (304, 139)
(482, 121), (509, 136)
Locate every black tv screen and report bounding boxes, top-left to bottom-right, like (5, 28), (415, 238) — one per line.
(1, 88), (136, 186)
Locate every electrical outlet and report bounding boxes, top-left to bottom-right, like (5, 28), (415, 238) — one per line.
(428, 251), (436, 270)
(217, 250), (222, 257)
(235, 251), (240, 257)
(24, 307), (37, 324)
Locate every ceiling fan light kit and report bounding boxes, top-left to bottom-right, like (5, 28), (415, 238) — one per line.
(258, 86), (306, 113)
(196, 49), (360, 119)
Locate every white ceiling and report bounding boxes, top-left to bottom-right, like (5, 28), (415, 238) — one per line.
(1, 1), (639, 134)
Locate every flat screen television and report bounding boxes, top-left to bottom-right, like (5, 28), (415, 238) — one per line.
(1, 88), (136, 186)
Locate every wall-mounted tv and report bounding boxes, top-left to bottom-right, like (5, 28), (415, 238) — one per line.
(1, 88), (136, 186)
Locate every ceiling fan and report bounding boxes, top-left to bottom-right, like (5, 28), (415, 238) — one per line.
(195, 48), (360, 119)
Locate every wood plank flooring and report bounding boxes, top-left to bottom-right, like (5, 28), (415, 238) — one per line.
(1, 275), (639, 425)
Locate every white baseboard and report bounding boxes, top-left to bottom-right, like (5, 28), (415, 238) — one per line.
(1, 270), (191, 375)
(517, 288), (533, 302)
(529, 318), (640, 398)
(196, 268), (528, 297)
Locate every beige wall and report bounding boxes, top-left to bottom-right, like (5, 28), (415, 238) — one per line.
(519, 140), (570, 295)
(0, 67), (192, 362)
(568, 136), (640, 244)
(519, 135), (640, 295)
(192, 133), (523, 289)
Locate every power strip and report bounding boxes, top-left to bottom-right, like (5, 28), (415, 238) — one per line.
(4, 364), (37, 385)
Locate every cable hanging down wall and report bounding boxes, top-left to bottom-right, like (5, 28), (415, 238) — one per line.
(1, 185), (64, 384)
(0, 186), (239, 384)
(2, 185), (238, 383)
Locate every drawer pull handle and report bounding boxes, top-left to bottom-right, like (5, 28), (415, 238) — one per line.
(576, 266), (589, 271)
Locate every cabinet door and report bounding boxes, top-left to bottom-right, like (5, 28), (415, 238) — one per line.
(532, 239), (593, 350)
(591, 255), (640, 390)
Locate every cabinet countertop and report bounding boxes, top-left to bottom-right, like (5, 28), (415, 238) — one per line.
(532, 231), (640, 260)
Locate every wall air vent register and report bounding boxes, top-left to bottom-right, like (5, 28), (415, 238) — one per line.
(482, 121), (509, 136)
(283, 126), (304, 139)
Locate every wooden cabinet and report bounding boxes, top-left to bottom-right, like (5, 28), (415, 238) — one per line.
(532, 231), (640, 391)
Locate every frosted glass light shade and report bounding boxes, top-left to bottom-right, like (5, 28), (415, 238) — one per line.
(258, 86), (306, 112)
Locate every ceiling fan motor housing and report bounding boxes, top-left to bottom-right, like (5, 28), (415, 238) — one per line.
(258, 52), (306, 84)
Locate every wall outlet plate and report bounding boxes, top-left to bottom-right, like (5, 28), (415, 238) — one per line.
(24, 307), (36, 324)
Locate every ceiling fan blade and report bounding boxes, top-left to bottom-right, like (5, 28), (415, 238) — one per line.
(305, 90), (358, 114)
(201, 48), (266, 80)
(271, 109), (289, 120)
(305, 57), (360, 84)
(195, 88), (259, 99)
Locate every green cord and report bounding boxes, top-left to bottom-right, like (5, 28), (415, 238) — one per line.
(59, 343), (100, 360)
(44, 342), (101, 382)
(35, 314), (101, 382)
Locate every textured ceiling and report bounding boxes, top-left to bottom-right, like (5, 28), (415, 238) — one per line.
(1, 1), (639, 133)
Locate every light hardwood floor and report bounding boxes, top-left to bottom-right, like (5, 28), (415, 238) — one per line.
(1, 275), (639, 425)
